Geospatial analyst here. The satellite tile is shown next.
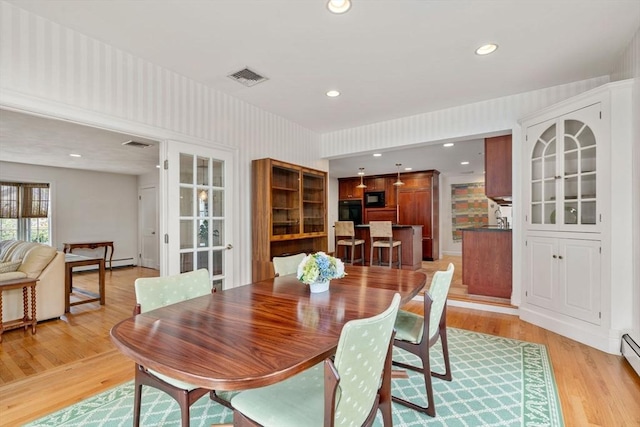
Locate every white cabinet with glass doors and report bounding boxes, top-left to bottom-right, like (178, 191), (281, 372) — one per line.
(525, 102), (604, 233)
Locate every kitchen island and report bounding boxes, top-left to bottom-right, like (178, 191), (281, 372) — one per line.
(462, 228), (512, 299)
(354, 224), (423, 270)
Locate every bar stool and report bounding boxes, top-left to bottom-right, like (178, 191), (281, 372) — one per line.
(334, 221), (365, 265)
(369, 221), (402, 269)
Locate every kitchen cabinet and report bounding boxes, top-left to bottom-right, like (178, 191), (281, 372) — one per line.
(364, 177), (386, 191)
(462, 229), (512, 298)
(252, 158), (327, 282)
(338, 177), (364, 200)
(484, 135), (512, 205)
(526, 236), (601, 325)
(397, 170), (439, 260)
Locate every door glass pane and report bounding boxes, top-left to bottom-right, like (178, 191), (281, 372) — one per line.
(545, 203), (556, 224)
(180, 187), (194, 216)
(180, 252), (193, 273)
(180, 154), (194, 184)
(180, 219), (193, 249)
(564, 203), (578, 225)
(196, 157), (209, 186)
(211, 190), (224, 216)
(212, 160), (224, 187)
(197, 250), (208, 270)
(582, 201), (596, 224)
(582, 147), (596, 173)
(532, 204), (542, 224)
(198, 219), (209, 247)
(210, 219), (224, 246)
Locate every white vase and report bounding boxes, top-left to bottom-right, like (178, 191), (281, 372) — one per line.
(309, 280), (330, 293)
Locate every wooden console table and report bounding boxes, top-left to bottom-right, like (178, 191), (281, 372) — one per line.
(0, 278), (38, 342)
(65, 254), (105, 313)
(63, 241), (114, 270)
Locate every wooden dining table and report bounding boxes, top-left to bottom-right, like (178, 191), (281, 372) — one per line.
(110, 266), (426, 391)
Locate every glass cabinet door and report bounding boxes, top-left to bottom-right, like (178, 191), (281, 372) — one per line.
(527, 103), (601, 231)
(271, 165), (300, 236)
(302, 171), (326, 234)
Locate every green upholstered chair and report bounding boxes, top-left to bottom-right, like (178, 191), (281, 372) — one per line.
(392, 262), (455, 416)
(133, 269), (231, 427)
(272, 252), (306, 276)
(230, 293), (402, 427)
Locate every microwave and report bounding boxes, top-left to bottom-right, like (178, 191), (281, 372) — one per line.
(364, 191), (385, 208)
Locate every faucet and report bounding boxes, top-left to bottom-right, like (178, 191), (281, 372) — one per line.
(494, 208), (504, 228)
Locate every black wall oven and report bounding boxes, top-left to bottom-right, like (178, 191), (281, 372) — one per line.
(338, 200), (363, 225)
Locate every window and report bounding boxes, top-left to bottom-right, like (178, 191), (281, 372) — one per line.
(0, 182), (51, 243)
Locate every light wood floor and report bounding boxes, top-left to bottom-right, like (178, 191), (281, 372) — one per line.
(1, 265), (639, 426)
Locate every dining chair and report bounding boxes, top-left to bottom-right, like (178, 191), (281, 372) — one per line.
(392, 262), (455, 416)
(230, 293), (402, 427)
(132, 269), (231, 427)
(272, 252), (306, 276)
(369, 221), (402, 268)
(334, 220), (365, 265)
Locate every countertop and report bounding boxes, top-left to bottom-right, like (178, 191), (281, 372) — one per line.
(355, 224), (422, 229)
(463, 227), (512, 232)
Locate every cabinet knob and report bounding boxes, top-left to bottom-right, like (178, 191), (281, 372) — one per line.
(558, 255), (563, 260)
(552, 255), (557, 259)
(554, 175), (562, 179)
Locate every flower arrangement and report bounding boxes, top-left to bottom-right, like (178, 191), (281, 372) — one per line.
(296, 252), (346, 285)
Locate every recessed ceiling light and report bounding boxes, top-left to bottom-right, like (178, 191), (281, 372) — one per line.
(475, 43), (498, 55)
(327, 0), (351, 14)
(404, 167), (412, 171)
(326, 90), (340, 97)
(461, 161), (470, 165)
(373, 153), (382, 157)
(443, 143), (454, 147)
(69, 153), (82, 158)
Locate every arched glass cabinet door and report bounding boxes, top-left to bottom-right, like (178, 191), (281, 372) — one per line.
(528, 103), (601, 230)
(563, 119), (596, 225)
(530, 123), (558, 225)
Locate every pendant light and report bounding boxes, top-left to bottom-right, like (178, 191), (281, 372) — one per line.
(393, 163), (404, 186)
(356, 167), (367, 188)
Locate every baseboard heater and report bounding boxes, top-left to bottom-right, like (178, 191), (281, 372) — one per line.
(621, 334), (640, 377)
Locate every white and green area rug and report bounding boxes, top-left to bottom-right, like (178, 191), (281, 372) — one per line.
(26, 328), (564, 427)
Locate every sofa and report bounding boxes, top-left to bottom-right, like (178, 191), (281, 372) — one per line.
(0, 240), (65, 322)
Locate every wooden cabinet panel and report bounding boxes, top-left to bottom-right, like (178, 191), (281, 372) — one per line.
(364, 177), (386, 191)
(252, 158), (328, 282)
(462, 230), (512, 298)
(338, 178), (363, 200)
(364, 208), (396, 223)
(484, 135), (512, 203)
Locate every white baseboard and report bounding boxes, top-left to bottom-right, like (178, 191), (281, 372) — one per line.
(622, 334), (640, 377)
(520, 305), (620, 354)
(412, 295), (519, 315)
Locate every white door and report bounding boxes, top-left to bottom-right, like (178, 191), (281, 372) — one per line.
(139, 186), (159, 269)
(164, 141), (235, 291)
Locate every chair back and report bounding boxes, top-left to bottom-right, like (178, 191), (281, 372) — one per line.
(134, 269), (211, 313)
(334, 221), (355, 238)
(369, 221), (393, 238)
(272, 252), (306, 276)
(427, 263), (455, 339)
(333, 293), (401, 426)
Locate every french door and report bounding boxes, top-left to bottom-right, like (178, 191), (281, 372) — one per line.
(163, 141), (234, 291)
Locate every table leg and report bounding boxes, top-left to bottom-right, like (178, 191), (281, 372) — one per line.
(98, 259), (105, 305)
(22, 286), (28, 330)
(65, 264), (72, 313)
(108, 244), (114, 271)
(31, 284), (37, 334)
(0, 292), (3, 342)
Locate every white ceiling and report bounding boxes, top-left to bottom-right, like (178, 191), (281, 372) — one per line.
(1, 0), (638, 176)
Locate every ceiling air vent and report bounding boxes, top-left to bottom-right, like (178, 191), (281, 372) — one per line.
(122, 140), (152, 148)
(227, 67), (268, 87)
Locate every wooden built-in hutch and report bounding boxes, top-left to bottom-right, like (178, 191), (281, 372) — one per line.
(252, 158), (328, 282)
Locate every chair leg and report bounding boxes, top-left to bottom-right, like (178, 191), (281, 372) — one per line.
(178, 390), (191, 427)
(134, 375), (143, 427)
(392, 343), (436, 417)
(350, 243), (355, 265)
(398, 245), (402, 269)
